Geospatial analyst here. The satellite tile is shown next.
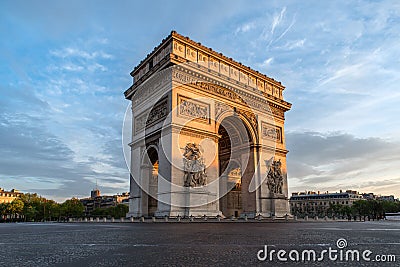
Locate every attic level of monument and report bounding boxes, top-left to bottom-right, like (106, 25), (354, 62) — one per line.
(124, 31), (289, 106)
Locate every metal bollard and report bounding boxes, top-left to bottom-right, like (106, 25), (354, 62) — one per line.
(140, 216), (145, 222)
(164, 216), (168, 222)
(152, 217), (156, 222)
(130, 217), (134, 222)
(120, 217), (125, 223)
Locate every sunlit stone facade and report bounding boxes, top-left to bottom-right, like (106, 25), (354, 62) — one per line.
(124, 31), (292, 218)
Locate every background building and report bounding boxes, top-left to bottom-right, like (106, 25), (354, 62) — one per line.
(290, 190), (363, 217)
(0, 188), (23, 203)
(80, 189), (129, 216)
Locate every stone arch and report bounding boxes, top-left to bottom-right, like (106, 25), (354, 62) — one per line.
(216, 109), (258, 145)
(218, 115), (257, 218)
(140, 145), (159, 217)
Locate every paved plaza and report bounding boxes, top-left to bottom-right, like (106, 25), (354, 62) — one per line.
(0, 220), (399, 266)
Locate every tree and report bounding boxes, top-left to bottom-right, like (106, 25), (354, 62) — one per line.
(0, 203), (7, 221)
(10, 199), (24, 220)
(90, 204), (129, 218)
(352, 200), (369, 220)
(340, 205), (352, 220)
(46, 200), (61, 221)
(61, 198), (84, 218)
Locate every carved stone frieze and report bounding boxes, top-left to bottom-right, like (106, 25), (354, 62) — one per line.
(178, 95), (210, 123)
(172, 69), (287, 120)
(261, 122), (282, 143)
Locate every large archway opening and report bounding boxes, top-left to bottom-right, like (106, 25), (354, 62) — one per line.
(142, 146), (159, 217)
(218, 115), (256, 218)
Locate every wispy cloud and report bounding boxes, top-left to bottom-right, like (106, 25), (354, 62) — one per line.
(271, 7), (286, 35)
(278, 38), (306, 50)
(50, 47), (113, 60)
(273, 13), (296, 43)
(235, 21), (256, 34)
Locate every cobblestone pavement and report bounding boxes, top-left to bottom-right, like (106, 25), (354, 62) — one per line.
(0, 220), (399, 266)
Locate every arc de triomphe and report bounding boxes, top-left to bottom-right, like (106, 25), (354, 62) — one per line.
(124, 31), (292, 218)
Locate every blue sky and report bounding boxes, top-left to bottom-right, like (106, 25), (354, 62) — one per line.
(1, 0), (399, 201)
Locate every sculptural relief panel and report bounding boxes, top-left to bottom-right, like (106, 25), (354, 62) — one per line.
(185, 46), (197, 62)
(220, 62), (229, 76)
(230, 66), (239, 81)
(266, 159), (284, 195)
(172, 40), (185, 58)
(239, 71), (248, 85)
(257, 80), (265, 91)
(261, 121), (282, 143)
(209, 56), (219, 72)
(183, 143), (207, 187)
(177, 95), (210, 124)
(266, 83), (273, 95)
(198, 52), (208, 67)
(134, 99), (168, 134)
(249, 75), (256, 88)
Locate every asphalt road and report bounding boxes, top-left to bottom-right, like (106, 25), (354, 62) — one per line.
(0, 220), (399, 266)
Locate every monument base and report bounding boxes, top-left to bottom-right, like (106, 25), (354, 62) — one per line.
(155, 187), (221, 217)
